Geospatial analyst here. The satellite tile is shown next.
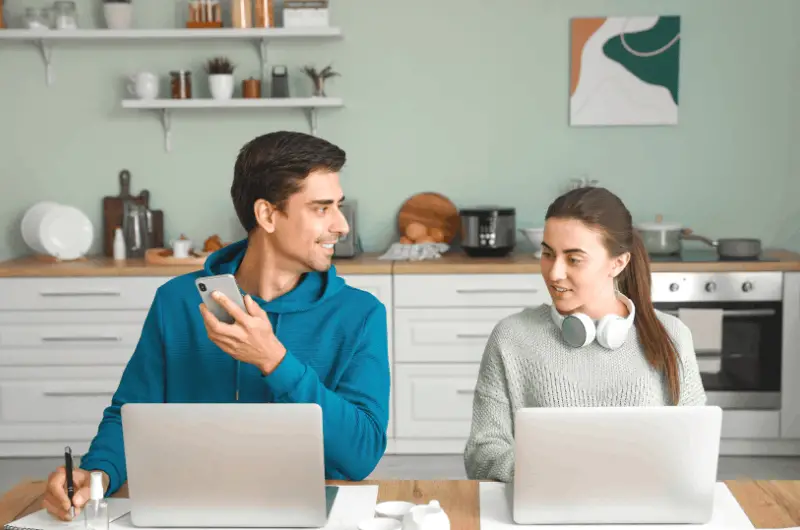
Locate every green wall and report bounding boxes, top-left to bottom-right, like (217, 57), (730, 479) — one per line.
(1, 0), (798, 260)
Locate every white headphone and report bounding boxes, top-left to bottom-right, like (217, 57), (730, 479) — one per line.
(549, 292), (636, 349)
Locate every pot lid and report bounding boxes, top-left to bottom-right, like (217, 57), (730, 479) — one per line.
(635, 214), (682, 231)
(636, 221), (682, 231)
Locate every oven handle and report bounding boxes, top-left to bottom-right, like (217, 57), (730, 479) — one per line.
(662, 309), (776, 318)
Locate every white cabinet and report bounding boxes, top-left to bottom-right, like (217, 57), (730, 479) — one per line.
(0, 273), (396, 457)
(341, 274), (394, 439)
(392, 274), (546, 452)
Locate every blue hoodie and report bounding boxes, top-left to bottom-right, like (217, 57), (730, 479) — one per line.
(80, 239), (390, 494)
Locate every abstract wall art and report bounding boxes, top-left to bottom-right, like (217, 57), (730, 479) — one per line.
(569, 16), (681, 126)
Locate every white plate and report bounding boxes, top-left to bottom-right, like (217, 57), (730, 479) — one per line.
(39, 204), (93, 260)
(21, 201), (60, 254)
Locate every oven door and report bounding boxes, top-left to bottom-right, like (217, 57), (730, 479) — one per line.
(653, 301), (782, 410)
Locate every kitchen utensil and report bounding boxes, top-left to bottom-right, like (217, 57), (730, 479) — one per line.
(145, 247), (209, 266)
(682, 232), (763, 260)
(397, 192), (459, 244)
(138, 189), (165, 249)
(635, 215), (684, 255)
(333, 201), (359, 258)
(103, 169), (139, 256)
(122, 202), (153, 258)
(460, 206), (516, 257)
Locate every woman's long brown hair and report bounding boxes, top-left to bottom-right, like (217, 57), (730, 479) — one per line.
(545, 187), (681, 405)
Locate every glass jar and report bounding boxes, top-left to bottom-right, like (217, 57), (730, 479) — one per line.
(24, 7), (52, 29)
(170, 71), (192, 99)
(53, 1), (77, 29)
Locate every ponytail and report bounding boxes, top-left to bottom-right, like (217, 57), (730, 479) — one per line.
(617, 231), (681, 405)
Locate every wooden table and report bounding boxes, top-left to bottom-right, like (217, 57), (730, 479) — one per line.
(3, 479), (800, 529)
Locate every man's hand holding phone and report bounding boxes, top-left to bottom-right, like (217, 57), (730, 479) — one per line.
(199, 292), (287, 375)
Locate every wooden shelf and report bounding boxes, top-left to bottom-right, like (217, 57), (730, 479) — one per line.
(0, 27), (342, 85)
(122, 97), (344, 152)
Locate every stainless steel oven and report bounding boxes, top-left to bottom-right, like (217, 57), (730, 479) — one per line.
(651, 271), (783, 410)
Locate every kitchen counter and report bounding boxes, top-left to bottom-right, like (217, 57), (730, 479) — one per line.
(0, 253), (392, 277)
(2, 249), (800, 277)
(393, 248), (800, 274)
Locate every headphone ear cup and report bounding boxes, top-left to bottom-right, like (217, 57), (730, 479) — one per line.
(562, 313), (596, 347)
(596, 315), (627, 349)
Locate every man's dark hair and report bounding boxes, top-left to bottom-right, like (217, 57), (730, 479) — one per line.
(231, 131), (346, 233)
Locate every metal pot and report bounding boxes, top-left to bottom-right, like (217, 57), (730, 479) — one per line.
(635, 218), (684, 255)
(682, 233), (762, 260)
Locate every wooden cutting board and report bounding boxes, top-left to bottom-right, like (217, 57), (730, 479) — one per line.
(102, 170), (164, 256)
(397, 192), (460, 244)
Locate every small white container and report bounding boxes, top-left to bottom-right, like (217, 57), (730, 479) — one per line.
(113, 227), (126, 260)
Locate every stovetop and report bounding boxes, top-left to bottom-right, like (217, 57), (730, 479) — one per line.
(648, 250), (779, 263)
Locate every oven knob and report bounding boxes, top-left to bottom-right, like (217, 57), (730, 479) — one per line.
(669, 283), (679, 292)
(742, 281), (753, 292)
(705, 281), (716, 292)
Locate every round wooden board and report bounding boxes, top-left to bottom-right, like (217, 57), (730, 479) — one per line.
(397, 192), (460, 243)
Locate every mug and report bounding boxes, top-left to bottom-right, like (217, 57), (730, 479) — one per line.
(172, 238), (192, 259)
(128, 72), (159, 99)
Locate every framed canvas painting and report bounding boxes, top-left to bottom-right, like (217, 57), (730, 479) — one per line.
(569, 16), (681, 126)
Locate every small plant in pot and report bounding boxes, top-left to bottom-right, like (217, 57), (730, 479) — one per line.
(205, 56), (236, 100)
(302, 64), (339, 97)
(103, 0), (133, 30)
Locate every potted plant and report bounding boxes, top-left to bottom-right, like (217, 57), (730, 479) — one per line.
(302, 64), (339, 97)
(103, 0), (133, 30)
(205, 56), (235, 100)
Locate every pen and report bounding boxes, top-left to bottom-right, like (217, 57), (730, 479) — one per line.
(64, 446), (75, 519)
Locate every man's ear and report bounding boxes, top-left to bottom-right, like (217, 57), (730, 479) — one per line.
(253, 199), (277, 233)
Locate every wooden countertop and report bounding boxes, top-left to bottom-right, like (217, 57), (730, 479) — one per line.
(2, 249), (800, 277)
(392, 248), (800, 274)
(3, 478), (800, 529)
(0, 253), (392, 277)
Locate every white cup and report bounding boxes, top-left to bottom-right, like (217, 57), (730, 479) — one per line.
(172, 239), (192, 259)
(128, 72), (159, 99)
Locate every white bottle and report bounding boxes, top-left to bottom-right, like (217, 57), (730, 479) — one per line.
(113, 227), (126, 260)
(83, 472), (108, 530)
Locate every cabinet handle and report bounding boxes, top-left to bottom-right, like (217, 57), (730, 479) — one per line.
(39, 291), (122, 297)
(456, 333), (490, 339)
(41, 336), (122, 343)
(456, 288), (538, 294)
(43, 391), (115, 397)
(456, 389), (475, 395)
(664, 309), (775, 318)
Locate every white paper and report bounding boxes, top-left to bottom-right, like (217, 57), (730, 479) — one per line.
(109, 485), (378, 530)
(5, 499), (131, 530)
(677, 308), (724, 354)
(479, 482), (755, 530)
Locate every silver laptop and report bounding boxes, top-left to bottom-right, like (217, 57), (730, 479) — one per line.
(121, 403), (330, 528)
(512, 405), (722, 525)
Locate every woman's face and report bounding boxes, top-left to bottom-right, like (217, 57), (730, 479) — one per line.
(539, 217), (629, 316)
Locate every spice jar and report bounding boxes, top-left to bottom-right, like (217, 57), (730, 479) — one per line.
(242, 78), (261, 98)
(24, 7), (52, 29)
(53, 1), (78, 29)
(170, 71), (192, 99)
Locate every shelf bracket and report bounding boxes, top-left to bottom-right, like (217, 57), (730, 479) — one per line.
(258, 38), (268, 85)
(304, 108), (319, 136)
(35, 39), (54, 86)
(159, 109), (173, 152)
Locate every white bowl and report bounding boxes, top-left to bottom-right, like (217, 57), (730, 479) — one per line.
(374, 501), (415, 521)
(519, 227), (544, 248)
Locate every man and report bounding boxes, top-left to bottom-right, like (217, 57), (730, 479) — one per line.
(43, 131), (391, 521)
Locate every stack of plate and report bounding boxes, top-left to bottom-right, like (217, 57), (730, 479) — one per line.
(21, 201), (94, 260)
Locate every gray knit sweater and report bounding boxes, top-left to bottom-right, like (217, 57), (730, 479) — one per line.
(463, 303), (707, 483)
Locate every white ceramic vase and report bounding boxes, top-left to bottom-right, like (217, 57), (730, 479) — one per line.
(103, 2), (133, 29)
(209, 74), (234, 100)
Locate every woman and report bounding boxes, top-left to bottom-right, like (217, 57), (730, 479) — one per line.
(463, 187), (706, 483)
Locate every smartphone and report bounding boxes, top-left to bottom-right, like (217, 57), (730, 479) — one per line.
(195, 274), (247, 325)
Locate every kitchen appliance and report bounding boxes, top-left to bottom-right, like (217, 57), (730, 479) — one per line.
(460, 206), (516, 258)
(122, 201), (153, 259)
(635, 215), (764, 260)
(333, 201), (358, 258)
(651, 270), (787, 410)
